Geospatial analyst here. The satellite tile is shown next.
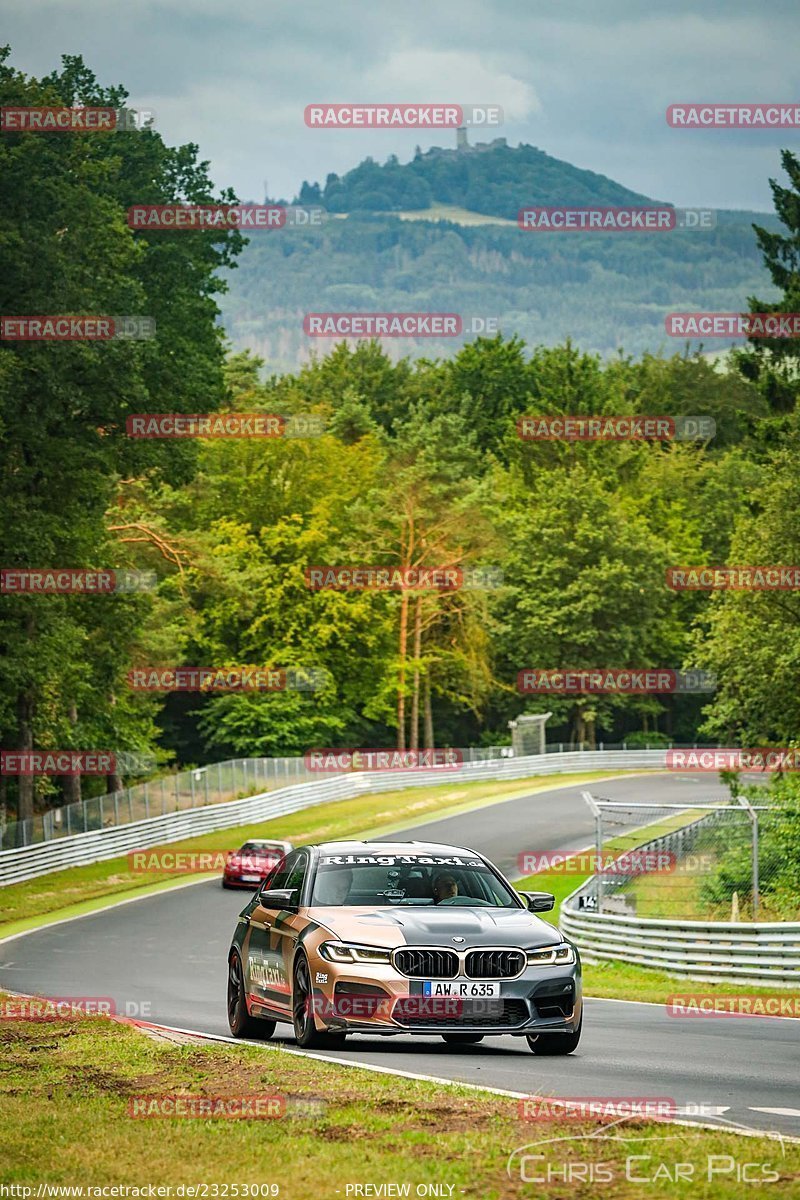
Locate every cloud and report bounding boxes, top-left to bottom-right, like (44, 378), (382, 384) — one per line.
(362, 50), (540, 123)
(2, 0), (797, 207)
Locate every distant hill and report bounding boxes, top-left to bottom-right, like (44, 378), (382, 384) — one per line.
(296, 138), (662, 220)
(221, 141), (779, 371)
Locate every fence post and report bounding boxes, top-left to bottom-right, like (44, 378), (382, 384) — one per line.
(580, 791), (604, 914)
(595, 811), (604, 913)
(190, 771), (196, 808)
(737, 795), (759, 919)
(752, 812), (759, 919)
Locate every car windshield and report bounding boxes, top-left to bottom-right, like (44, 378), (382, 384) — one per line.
(240, 843), (278, 854)
(310, 853), (520, 908)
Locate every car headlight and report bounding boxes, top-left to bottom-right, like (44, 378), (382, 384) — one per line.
(526, 943), (576, 966)
(318, 941), (392, 964)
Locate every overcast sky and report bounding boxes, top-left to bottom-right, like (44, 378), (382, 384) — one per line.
(5, 0), (799, 210)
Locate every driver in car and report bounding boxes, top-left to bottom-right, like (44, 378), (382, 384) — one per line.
(432, 872), (458, 904)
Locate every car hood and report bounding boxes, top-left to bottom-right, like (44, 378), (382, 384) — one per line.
(310, 905), (562, 949)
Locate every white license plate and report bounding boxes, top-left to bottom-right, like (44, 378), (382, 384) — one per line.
(241, 874), (261, 882)
(422, 981), (500, 998)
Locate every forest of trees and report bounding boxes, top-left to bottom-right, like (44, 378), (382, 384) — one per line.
(223, 208), (778, 369)
(2, 51), (800, 828)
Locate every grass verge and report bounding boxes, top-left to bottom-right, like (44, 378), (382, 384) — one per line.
(0, 771), (620, 937)
(1, 1000), (797, 1198)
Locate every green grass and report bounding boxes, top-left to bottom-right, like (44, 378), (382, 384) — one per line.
(1, 999), (797, 1197)
(0, 771), (620, 937)
(394, 202), (517, 226)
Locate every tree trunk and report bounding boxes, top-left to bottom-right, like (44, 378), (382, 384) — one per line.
(16, 690), (35, 825)
(106, 693), (122, 792)
(423, 675), (434, 749)
(397, 592), (409, 750)
(61, 702), (81, 807)
(409, 596), (422, 751)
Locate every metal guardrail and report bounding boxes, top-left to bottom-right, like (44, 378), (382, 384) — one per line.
(0, 749), (670, 887)
(1, 740), (687, 851)
(561, 809), (800, 987)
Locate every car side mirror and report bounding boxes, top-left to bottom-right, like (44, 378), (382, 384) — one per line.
(523, 891), (555, 912)
(257, 888), (298, 910)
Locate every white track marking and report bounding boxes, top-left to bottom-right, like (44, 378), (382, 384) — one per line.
(750, 1108), (800, 1118)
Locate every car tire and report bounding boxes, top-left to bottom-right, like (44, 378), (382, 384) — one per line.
(441, 1033), (485, 1046)
(227, 952), (276, 1040)
(526, 1018), (582, 1056)
(292, 953), (347, 1049)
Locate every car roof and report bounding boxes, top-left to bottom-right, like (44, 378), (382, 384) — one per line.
(241, 839), (289, 848)
(309, 840), (480, 857)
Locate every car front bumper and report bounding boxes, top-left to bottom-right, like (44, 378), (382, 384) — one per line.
(309, 957), (581, 1037)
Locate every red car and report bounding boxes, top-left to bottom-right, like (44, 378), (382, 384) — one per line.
(222, 839), (293, 889)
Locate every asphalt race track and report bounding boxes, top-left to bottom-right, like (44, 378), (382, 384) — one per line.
(2, 773), (798, 1139)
